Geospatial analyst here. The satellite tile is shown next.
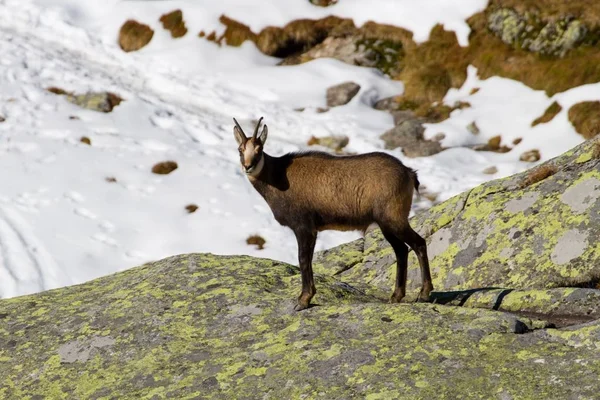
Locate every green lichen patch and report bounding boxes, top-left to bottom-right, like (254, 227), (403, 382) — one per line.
(3, 256), (600, 399)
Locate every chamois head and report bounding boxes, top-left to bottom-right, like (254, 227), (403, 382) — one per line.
(233, 117), (268, 176)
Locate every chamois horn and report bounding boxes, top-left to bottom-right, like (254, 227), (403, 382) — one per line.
(252, 117), (264, 139)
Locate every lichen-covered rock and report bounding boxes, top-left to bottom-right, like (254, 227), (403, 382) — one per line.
(487, 8), (589, 57)
(3, 253), (600, 398)
(326, 81), (360, 107)
(65, 92), (124, 113)
(319, 136), (600, 300)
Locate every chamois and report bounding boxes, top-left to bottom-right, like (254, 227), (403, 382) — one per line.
(233, 117), (433, 311)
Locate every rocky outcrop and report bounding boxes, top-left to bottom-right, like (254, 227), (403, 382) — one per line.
(4, 252), (600, 398)
(316, 136), (600, 299)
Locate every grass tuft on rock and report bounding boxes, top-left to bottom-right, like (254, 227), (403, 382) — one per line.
(519, 164), (558, 188)
(246, 235), (266, 250)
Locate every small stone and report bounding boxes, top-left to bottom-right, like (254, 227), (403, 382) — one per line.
(307, 135), (349, 152)
(326, 82), (360, 107)
(309, 0), (338, 6)
(119, 20), (154, 52)
(488, 135), (501, 150)
(467, 122), (480, 135)
(482, 166), (498, 174)
(152, 161), (178, 175)
(0, 115), (5, 123)
(185, 204), (199, 213)
(520, 149), (541, 162)
(105, 177), (117, 183)
(513, 138), (523, 145)
(433, 133), (446, 142)
(69, 116), (80, 120)
(159, 9), (188, 38)
(391, 110), (416, 126)
(80, 136), (91, 145)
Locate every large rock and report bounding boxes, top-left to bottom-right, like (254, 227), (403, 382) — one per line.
(3, 253), (600, 398)
(380, 117), (444, 157)
(316, 136), (600, 299)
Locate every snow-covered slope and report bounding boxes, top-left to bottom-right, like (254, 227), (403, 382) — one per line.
(0, 0), (594, 297)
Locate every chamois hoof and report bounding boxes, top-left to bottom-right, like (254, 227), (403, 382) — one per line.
(389, 293), (404, 304)
(294, 303), (310, 312)
(415, 292), (432, 303)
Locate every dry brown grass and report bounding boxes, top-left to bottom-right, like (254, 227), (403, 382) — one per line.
(215, 5), (600, 111)
(160, 10), (188, 38)
(219, 15), (354, 57)
(568, 101), (600, 139)
(246, 235), (266, 250)
(185, 204), (199, 213)
(519, 164), (558, 188)
(119, 20), (154, 52)
(152, 161), (178, 175)
(397, 25), (468, 104)
(532, 101), (562, 126)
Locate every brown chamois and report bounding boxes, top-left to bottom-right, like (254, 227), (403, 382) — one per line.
(233, 117), (433, 311)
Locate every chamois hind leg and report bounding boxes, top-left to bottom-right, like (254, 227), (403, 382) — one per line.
(402, 226), (433, 302)
(294, 229), (317, 311)
(381, 229), (409, 303)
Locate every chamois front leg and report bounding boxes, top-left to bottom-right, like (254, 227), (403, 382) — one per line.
(294, 229), (317, 311)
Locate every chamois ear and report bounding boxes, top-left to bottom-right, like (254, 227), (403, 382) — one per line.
(234, 126), (246, 145)
(258, 125), (268, 145)
(233, 118), (247, 145)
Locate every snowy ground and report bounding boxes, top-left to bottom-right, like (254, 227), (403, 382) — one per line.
(0, 0), (594, 298)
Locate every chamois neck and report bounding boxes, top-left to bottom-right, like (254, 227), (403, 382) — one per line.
(247, 153), (266, 181)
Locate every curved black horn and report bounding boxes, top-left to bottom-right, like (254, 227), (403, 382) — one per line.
(252, 117), (264, 139)
(233, 117), (246, 137)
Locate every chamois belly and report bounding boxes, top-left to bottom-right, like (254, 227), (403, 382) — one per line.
(317, 223), (371, 232)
